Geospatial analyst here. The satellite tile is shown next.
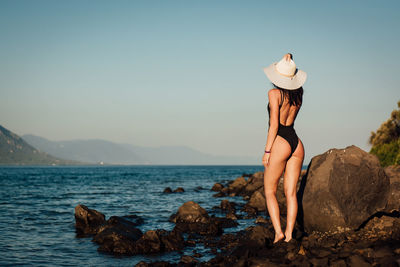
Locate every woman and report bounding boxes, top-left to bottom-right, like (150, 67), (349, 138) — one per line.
(262, 53), (307, 244)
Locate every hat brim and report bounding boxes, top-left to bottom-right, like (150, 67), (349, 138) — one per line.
(263, 62), (307, 90)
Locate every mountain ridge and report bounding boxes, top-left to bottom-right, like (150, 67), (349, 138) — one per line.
(0, 125), (85, 165)
(22, 134), (258, 165)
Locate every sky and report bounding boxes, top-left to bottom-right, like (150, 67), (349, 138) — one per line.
(1, 0), (399, 164)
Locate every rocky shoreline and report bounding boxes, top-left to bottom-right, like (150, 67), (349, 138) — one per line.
(74, 145), (400, 266)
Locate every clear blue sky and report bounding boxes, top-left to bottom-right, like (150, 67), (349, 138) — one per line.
(1, 0), (399, 164)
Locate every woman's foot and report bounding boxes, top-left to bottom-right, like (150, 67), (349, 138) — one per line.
(273, 232), (285, 244)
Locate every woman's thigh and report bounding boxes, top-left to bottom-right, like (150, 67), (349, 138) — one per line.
(264, 136), (292, 192)
(283, 138), (305, 195)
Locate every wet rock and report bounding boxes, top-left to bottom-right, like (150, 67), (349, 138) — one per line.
(255, 216), (269, 224)
(347, 254), (371, 267)
(220, 199), (236, 213)
(135, 261), (175, 267)
(241, 205), (257, 218)
(179, 255), (198, 265)
(158, 229), (184, 252)
(212, 192), (225, 197)
(74, 204), (105, 236)
(211, 183), (224, 192)
(226, 212), (238, 220)
(122, 214), (144, 226)
(228, 176), (247, 194)
(93, 216), (143, 254)
(163, 187), (173, 193)
(243, 225), (273, 247)
(384, 165), (400, 213)
(173, 187), (185, 193)
(169, 201), (209, 224)
(173, 220), (221, 236)
(301, 145), (390, 233)
(134, 230), (162, 254)
(246, 190), (266, 211)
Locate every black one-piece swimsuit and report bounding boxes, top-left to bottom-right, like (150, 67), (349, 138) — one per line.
(267, 92), (299, 158)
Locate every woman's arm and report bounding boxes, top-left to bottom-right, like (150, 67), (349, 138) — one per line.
(263, 89), (280, 166)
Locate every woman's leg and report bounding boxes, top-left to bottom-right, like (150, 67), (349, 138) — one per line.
(283, 138), (304, 242)
(264, 135), (291, 243)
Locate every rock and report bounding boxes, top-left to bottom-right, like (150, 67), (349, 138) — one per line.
(169, 201), (209, 223)
(243, 225), (273, 247)
(242, 173), (264, 196)
(93, 216), (143, 254)
(211, 183), (224, 192)
(163, 187), (173, 193)
(173, 220), (221, 236)
(329, 259), (347, 267)
(135, 261), (174, 267)
(384, 165), (400, 212)
(347, 254), (371, 267)
(173, 187), (184, 193)
(246, 190), (266, 211)
(179, 255), (198, 265)
(212, 192), (226, 197)
(158, 229), (184, 252)
(226, 212), (238, 220)
(255, 216), (269, 224)
(122, 214), (144, 226)
(220, 199), (236, 213)
(300, 145), (390, 233)
(74, 204), (105, 236)
(134, 230), (162, 254)
(228, 176), (247, 194)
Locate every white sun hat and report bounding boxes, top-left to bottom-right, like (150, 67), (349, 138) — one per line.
(263, 55), (307, 90)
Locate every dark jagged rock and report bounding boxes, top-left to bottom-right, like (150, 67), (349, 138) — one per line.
(300, 145), (390, 233)
(227, 176), (247, 196)
(163, 187), (173, 193)
(74, 204), (105, 236)
(93, 216), (143, 254)
(122, 214), (144, 226)
(211, 182), (224, 192)
(179, 255), (198, 265)
(135, 261), (176, 267)
(173, 187), (185, 193)
(93, 216), (183, 255)
(174, 220), (221, 236)
(219, 199), (236, 213)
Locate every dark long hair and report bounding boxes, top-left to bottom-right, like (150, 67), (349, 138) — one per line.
(272, 83), (303, 106)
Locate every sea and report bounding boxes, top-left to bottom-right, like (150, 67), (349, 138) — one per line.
(0, 165), (306, 266)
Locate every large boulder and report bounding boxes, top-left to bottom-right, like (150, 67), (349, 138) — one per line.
(169, 201), (209, 223)
(383, 165), (400, 213)
(300, 145), (390, 233)
(93, 216), (144, 254)
(74, 204), (105, 236)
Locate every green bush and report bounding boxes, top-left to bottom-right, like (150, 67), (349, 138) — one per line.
(370, 138), (400, 167)
(369, 100), (400, 166)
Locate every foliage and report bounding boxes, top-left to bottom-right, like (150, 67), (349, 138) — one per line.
(369, 101), (400, 166)
(369, 101), (400, 146)
(370, 139), (400, 167)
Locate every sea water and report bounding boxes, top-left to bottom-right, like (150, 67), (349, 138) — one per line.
(0, 165), (274, 266)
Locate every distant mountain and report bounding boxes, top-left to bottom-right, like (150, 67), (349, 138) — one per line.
(124, 144), (258, 165)
(22, 134), (258, 165)
(0, 125), (83, 165)
(22, 134), (145, 165)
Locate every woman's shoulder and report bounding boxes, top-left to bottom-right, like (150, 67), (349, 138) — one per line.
(268, 88), (281, 99)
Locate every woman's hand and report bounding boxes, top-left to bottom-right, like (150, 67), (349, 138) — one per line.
(262, 152), (270, 167)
